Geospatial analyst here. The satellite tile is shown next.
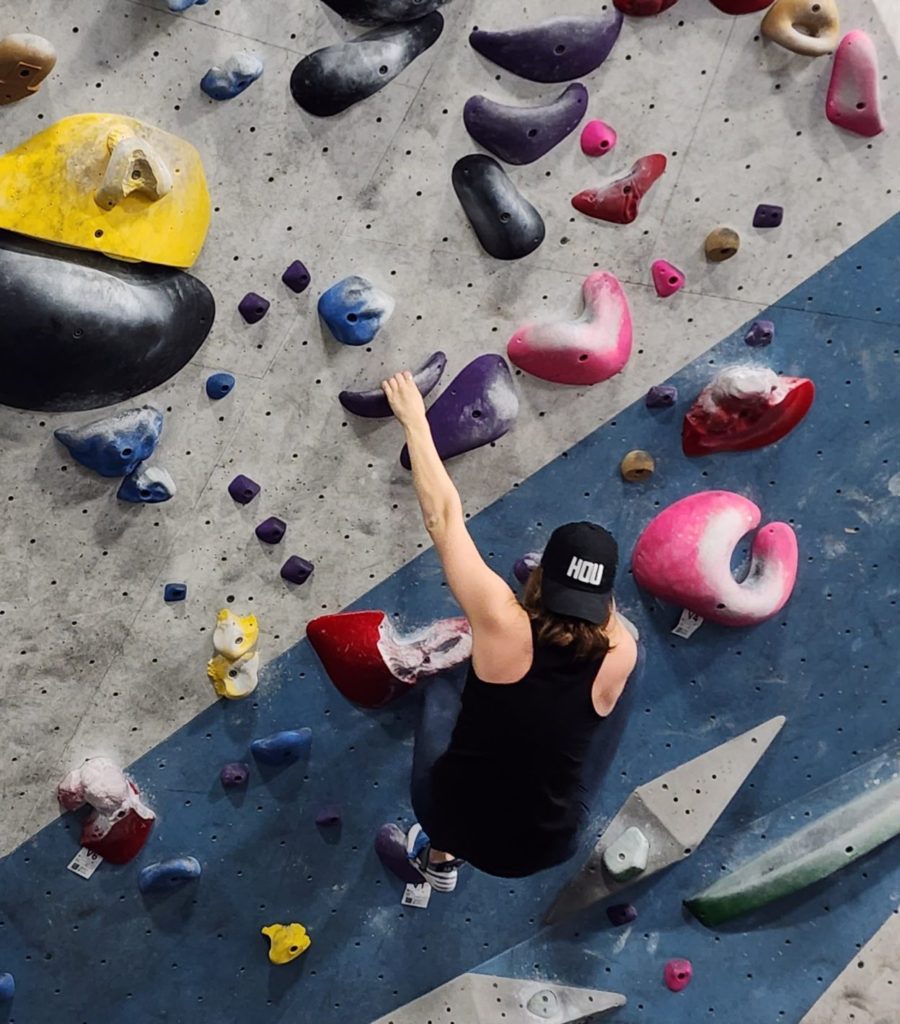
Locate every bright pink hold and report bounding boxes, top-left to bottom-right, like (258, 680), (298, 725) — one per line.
(580, 119), (617, 157)
(826, 31), (886, 138)
(651, 259), (685, 297)
(572, 153), (667, 225)
(664, 958), (693, 992)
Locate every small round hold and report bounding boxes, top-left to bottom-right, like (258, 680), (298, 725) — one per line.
(220, 761), (250, 788)
(0, 972), (15, 1001)
(238, 292), (270, 324)
(620, 450), (655, 482)
(206, 372), (236, 399)
(664, 958), (693, 992)
(164, 582), (187, 602)
(744, 319), (775, 347)
(606, 903), (637, 926)
(705, 227), (740, 262)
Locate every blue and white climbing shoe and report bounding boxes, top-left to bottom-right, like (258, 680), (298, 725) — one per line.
(406, 823), (462, 893)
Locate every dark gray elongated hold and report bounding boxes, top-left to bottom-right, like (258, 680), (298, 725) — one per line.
(452, 154), (545, 260)
(0, 230), (214, 413)
(469, 12), (623, 83)
(322, 0), (448, 26)
(339, 350), (447, 418)
(290, 13), (443, 117)
(463, 82), (588, 165)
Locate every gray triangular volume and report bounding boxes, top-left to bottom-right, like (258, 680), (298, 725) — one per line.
(544, 715), (786, 924)
(370, 972), (625, 1023)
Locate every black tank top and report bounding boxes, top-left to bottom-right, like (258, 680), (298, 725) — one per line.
(428, 621), (608, 877)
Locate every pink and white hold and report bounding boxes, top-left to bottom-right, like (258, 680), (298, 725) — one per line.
(507, 271), (633, 386)
(826, 30), (886, 138)
(632, 491), (798, 626)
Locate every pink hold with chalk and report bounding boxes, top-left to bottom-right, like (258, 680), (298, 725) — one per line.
(826, 31), (886, 138)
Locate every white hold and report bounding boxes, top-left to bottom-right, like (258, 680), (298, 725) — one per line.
(378, 616), (473, 685)
(57, 757), (155, 840)
(602, 825), (650, 881)
(702, 365), (786, 411)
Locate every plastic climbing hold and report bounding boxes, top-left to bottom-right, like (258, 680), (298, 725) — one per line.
(138, 856), (202, 894)
(281, 555), (315, 585)
(238, 292), (270, 324)
(463, 83), (588, 165)
(340, 351), (447, 418)
(164, 583), (187, 602)
(322, 0), (448, 24)
(307, 611), (472, 707)
(0, 33), (56, 104)
(318, 276), (395, 346)
(205, 373), (234, 401)
(228, 474), (260, 504)
(683, 365), (814, 455)
(200, 52), (263, 100)
(282, 260), (311, 294)
(167, 0), (209, 9)
(620, 450), (655, 482)
(753, 203), (783, 228)
(606, 903), (637, 926)
(220, 761), (250, 788)
(0, 114), (210, 268)
(664, 959), (693, 992)
(469, 12), (623, 83)
(580, 119), (617, 156)
(508, 271), (632, 386)
(117, 466), (177, 504)
(651, 259), (685, 297)
(572, 154), (667, 224)
(513, 551), (541, 584)
(315, 806), (342, 826)
(262, 923), (311, 964)
(400, 354), (519, 466)
(290, 14), (443, 117)
(255, 516), (287, 544)
(615, 0), (680, 13)
(55, 406), (163, 478)
(94, 134), (173, 215)
(704, 226), (740, 262)
(744, 320), (775, 347)
(645, 384), (677, 408)
(0, 973), (14, 1001)
(708, 0), (774, 12)
(213, 609), (259, 659)
(250, 728), (313, 766)
(452, 154), (545, 260)
(761, 0), (839, 57)
(826, 31), (886, 138)
(632, 490), (798, 625)
(602, 825), (650, 880)
(375, 822), (426, 883)
(208, 650), (260, 700)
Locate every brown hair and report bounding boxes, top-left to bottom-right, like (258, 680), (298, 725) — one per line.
(520, 566), (614, 661)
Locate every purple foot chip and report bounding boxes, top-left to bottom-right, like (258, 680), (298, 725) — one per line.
(744, 320), (775, 347)
(607, 903), (637, 926)
(400, 354), (518, 469)
(645, 384), (677, 408)
(315, 805), (342, 826)
(282, 260), (311, 293)
(374, 823), (422, 884)
(220, 761), (250, 788)
(238, 292), (270, 324)
(255, 516), (287, 544)
(753, 203), (783, 228)
(339, 351), (447, 418)
(281, 555), (314, 584)
(229, 474), (260, 504)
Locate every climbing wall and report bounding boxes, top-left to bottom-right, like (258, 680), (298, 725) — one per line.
(0, 0), (898, 1021)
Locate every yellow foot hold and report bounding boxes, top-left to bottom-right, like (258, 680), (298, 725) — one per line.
(261, 923), (311, 964)
(0, 33), (57, 105)
(207, 651), (260, 700)
(95, 129), (174, 209)
(213, 609), (259, 659)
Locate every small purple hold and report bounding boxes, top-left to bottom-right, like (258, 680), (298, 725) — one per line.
(744, 319), (775, 347)
(229, 474), (260, 504)
(238, 292), (270, 324)
(606, 903), (637, 926)
(220, 761), (250, 788)
(645, 384), (678, 408)
(752, 203), (783, 228)
(164, 583), (187, 602)
(513, 551), (541, 584)
(281, 555), (314, 585)
(282, 260), (311, 294)
(256, 516), (287, 544)
(374, 822), (422, 884)
(315, 805), (342, 826)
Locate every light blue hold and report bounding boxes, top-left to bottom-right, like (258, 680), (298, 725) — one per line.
(201, 52), (264, 101)
(0, 972), (14, 1001)
(138, 856), (202, 894)
(166, 0), (209, 11)
(117, 465), (177, 504)
(206, 372), (236, 399)
(54, 406), (164, 478)
(318, 275), (395, 346)
(250, 728), (312, 766)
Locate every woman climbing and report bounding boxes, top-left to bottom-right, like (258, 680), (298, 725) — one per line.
(381, 370), (638, 891)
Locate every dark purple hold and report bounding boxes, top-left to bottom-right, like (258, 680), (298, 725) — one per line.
(238, 292), (270, 324)
(282, 260), (311, 294)
(645, 384), (678, 408)
(752, 203), (783, 229)
(513, 551), (541, 584)
(315, 805), (342, 826)
(255, 516), (287, 544)
(339, 350), (447, 419)
(220, 761), (250, 788)
(606, 903), (637, 926)
(374, 822), (421, 884)
(744, 319), (775, 347)
(228, 474), (260, 504)
(281, 555), (314, 585)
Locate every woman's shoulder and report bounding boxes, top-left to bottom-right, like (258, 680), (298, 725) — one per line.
(470, 603), (534, 684)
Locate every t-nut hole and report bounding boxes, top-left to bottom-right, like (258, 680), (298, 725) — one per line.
(346, 312), (358, 322)
(499, 211), (511, 223)
(600, 140), (609, 148)
(554, 44), (566, 54)
(378, 64), (389, 74)
(622, 185), (632, 194)
(669, 276), (678, 285)
(121, 447), (133, 457)
(471, 409), (482, 418)
(527, 128), (538, 138)
(856, 101), (866, 109)
(578, 354), (589, 362)
(73, 327), (84, 338)
(139, 489), (151, 498)
(94, 229), (104, 238)
(131, 169), (142, 180)
(19, 67), (31, 77)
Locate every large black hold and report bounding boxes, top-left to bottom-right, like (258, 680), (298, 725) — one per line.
(321, 0), (448, 26)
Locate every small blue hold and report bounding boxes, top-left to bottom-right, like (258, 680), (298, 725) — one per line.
(250, 728), (312, 766)
(744, 319), (775, 347)
(0, 972), (14, 1001)
(138, 856), (202, 894)
(164, 583), (188, 602)
(117, 465), (177, 503)
(201, 52), (264, 101)
(167, 0), (208, 9)
(318, 276), (395, 346)
(206, 372), (236, 399)
(55, 406), (163, 478)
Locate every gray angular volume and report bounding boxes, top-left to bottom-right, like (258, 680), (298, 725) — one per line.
(290, 13), (443, 116)
(322, 0), (449, 26)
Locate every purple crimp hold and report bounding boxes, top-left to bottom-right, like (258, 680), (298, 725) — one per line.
(238, 292), (270, 324)
(282, 260), (311, 294)
(752, 203), (783, 229)
(220, 761), (250, 788)
(744, 320), (775, 347)
(645, 384), (677, 408)
(606, 903), (637, 926)
(281, 555), (314, 584)
(255, 516), (287, 544)
(513, 552), (541, 584)
(315, 806), (342, 826)
(228, 474), (260, 504)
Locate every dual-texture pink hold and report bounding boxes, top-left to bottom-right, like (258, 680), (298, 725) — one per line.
(826, 30), (886, 138)
(632, 490), (798, 626)
(507, 271), (632, 385)
(580, 119), (617, 156)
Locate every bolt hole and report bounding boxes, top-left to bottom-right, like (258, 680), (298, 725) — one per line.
(499, 211), (511, 223)
(856, 101), (866, 109)
(94, 229), (104, 238)
(554, 44), (566, 54)
(378, 64), (389, 74)
(346, 313), (358, 322)
(527, 128), (537, 138)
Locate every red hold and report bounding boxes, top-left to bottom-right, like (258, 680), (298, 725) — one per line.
(707, 0), (774, 12)
(571, 154), (667, 225)
(82, 786), (155, 865)
(664, 958), (693, 992)
(615, 0), (679, 14)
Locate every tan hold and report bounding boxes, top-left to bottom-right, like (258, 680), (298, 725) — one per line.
(94, 131), (174, 210)
(0, 33), (57, 105)
(620, 450), (656, 482)
(705, 227), (741, 263)
(761, 0), (840, 58)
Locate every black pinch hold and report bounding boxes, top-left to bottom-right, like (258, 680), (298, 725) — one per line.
(321, 0), (449, 26)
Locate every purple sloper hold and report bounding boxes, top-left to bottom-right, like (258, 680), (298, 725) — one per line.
(282, 260), (311, 294)
(281, 555), (314, 584)
(255, 516), (287, 544)
(339, 351), (447, 418)
(607, 903), (637, 926)
(238, 292), (270, 324)
(469, 13), (624, 84)
(744, 320), (775, 347)
(220, 761), (250, 788)
(400, 355), (519, 470)
(463, 83), (588, 165)
(753, 203), (783, 228)
(513, 551), (541, 583)
(315, 806), (342, 826)
(645, 384), (678, 408)
(229, 474), (260, 504)
(374, 823), (422, 884)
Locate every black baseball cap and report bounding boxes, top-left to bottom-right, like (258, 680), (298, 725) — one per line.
(540, 522), (618, 624)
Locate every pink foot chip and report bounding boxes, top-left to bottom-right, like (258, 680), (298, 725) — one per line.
(664, 959), (693, 992)
(580, 119), (617, 156)
(651, 259), (684, 297)
(826, 30), (886, 138)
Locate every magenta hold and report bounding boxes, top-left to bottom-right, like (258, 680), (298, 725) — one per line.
(220, 761), (250, 788)
(580, 119), (617, 156)
(228, 474), (260, 504)
(664, 958), (693, 992)
(315, 805), (342, 826)
(282, 260), (311, 293)
(606, 903), (637, 926)
(238, 292), (270, 324)
(651, 260), (685, 297)
(281, 555), (314, 584)
(645, 384), (678, 408)
(255, 516), (287, 543)
(752, 203), (783, 228)
(744, 320), (775, 347)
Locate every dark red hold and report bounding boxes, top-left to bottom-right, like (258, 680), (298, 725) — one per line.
(307, 610), (402, 707)
(615, 0), (679, 14)
(238, 292), (270, 324)
(83, 806), (154, 865)
(571, 154), (667, 224)
(228, 474), (260, 504)
(282, 260), (311, 293)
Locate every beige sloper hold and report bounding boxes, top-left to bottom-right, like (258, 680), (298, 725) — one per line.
(95, 128), (174, 210)
(705, 226), (741, 262)
(620, 450), (655, 481)
(761, 0), (840, 58)
(0, 33), (57, 104)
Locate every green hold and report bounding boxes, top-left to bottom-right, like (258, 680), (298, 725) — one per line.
(685, 775), (900, 927)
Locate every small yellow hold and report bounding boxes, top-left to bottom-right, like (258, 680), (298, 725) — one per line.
(213, 609), (259, 659)
(207, 651), (260, 700)
(261, 923), (311, 965)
